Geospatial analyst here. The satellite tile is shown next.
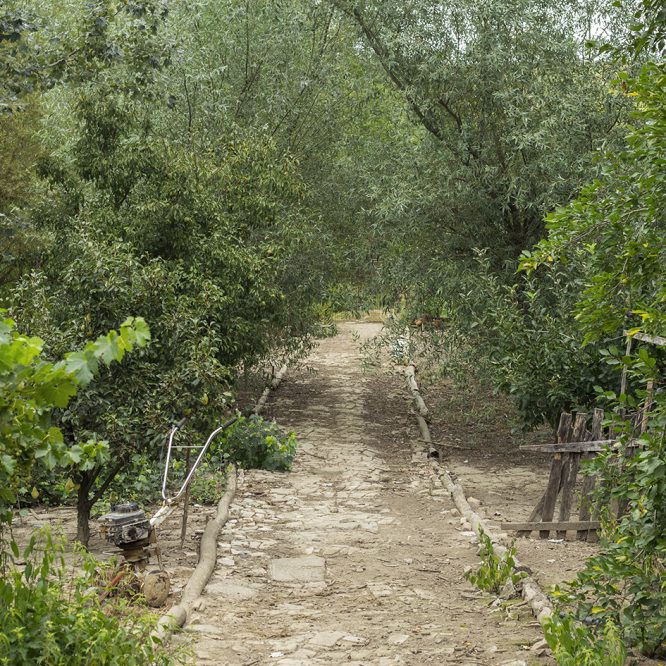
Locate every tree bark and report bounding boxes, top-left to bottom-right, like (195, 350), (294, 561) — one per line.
(76, 471), (94, 546)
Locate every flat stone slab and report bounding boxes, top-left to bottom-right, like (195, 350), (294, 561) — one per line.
(205, 580), (258, 600)
(308, 630), (346, 647)
(269, 556), (326, 582)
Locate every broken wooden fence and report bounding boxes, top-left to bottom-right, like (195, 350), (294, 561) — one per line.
(502, 330), (663, 540)
(502, 408), (612, 540)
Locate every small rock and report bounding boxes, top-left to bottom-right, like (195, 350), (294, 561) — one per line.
(500, 578), (517, 599)
(185, 623), (224, 635)
(467, 497), (481, 510)
(143, 570), (169, 607)
(308, 631), (345, 647)
(341, 635), (367, 645)
(530, 638), (550, 656)
(388, 633), (409, 645)
(270, 556), (326, 583)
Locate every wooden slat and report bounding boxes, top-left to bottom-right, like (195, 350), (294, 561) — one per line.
(503, 520), (600, 532)
(590, 407), (604, 440)
(625, 330), (666, 347)
(557, 413), (587, 537)
(578, 408), (604, 540)
(521, 440), (615, 453)
(639, 379), (655, 434)
(540, 413), (572, 538)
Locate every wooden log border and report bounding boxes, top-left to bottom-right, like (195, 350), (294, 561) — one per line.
(154, 363), (289, 641)
(404, 365), (439, 459)
(403, 364), (553, 624)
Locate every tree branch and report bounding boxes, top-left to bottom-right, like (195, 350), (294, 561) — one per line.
(90, 460), (126, 506)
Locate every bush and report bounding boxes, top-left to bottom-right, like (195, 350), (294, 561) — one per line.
(0, 529), (176, 666)
(543, 614), (626, 666)
(465, 531), (524, 595)
(188, 462), (226, 505)
(548, 349), (665, 658)
(212, 416), (297, 472)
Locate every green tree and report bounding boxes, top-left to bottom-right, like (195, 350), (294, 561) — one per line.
(9, 0), (329, 543)
(332, 0), (629, 265)
(0, 314), (149, 513)
(519, 2), (665, 655)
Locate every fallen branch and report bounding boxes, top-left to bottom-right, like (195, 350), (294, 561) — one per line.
(403, 363), (553, 624)
(154, 361), (289, 640)
(253, 363), (289, 416)
(153, 468), (237, 640)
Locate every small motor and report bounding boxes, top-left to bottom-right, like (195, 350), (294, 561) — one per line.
(99, 502), (152, 563)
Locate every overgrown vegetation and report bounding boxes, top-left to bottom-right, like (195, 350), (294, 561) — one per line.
(548, 356), (666, 658)
(543, 615), (627, 666)
(0, 530), (176, 665)
(211, 416), (297, 473)
(465, 532), (525, 596)
(1, 0), (664, 657)
(0, 315), (172, 663)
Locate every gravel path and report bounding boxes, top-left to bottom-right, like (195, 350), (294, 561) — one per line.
(186, 322), (549, 665)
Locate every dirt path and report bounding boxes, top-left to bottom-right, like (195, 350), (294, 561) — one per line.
(185, 322), (549, 665)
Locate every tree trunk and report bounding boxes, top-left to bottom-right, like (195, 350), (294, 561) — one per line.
(76, 472), (94, 547)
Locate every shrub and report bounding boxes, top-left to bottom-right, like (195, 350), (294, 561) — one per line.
(0, 529), (176, 666)
(465, 531), (524, 595)
(188, 462), (227, 505)
(543, 614), (626, 666)
(548, 347), (665, 659)
(212, 415), (297, 472)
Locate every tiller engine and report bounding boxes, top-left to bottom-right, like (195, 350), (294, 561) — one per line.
(97, 416), (238, 606)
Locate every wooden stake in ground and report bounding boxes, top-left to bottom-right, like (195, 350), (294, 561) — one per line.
(180, 447), (191, 549)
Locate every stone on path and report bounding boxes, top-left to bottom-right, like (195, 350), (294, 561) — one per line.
(307, 630), (346, 647)
(269, 556), (326, 582)
(205, 580), (258, 600)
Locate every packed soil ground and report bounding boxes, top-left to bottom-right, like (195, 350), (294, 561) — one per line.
(14, 321), (616, 664)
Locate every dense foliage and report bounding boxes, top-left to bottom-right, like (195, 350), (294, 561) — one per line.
(0, 314), (149, 511)
(517, 2), (665, 658)
(0, 531), (174, 666)
(1, 0), (664, 658)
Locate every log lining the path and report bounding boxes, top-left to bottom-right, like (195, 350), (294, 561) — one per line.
(404, 364), (439, 459)
(154, 364), (288, 640)
(403, 364), (553, 625)
(154, 469), (237, 639)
